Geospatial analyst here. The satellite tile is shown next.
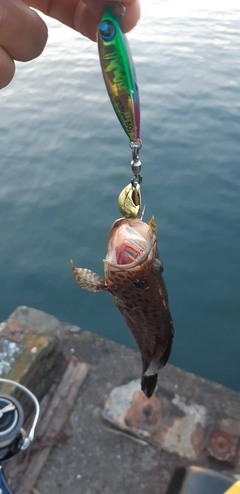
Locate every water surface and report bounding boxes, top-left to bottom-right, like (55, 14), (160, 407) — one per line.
(1, 0), (240, 390)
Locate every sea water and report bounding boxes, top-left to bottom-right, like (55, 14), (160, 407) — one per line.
(1, 0), (240, 390)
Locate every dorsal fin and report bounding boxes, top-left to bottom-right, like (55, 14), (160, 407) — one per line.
(148, 215), (157, 235)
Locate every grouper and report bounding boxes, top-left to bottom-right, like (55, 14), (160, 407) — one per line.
(71, 215), (174, 398)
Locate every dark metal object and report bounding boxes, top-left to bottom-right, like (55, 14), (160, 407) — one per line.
(0, 395), (24, 462)
(0, 465), (13, 494)
(0, 379), (40, 494)
(166, 466), (234, 494)
(0, 394), (24, 494)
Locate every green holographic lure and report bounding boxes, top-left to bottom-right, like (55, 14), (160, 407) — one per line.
(98, 4), (141, 143)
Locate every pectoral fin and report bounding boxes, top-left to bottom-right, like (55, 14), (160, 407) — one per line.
(70, 260), (107, 292)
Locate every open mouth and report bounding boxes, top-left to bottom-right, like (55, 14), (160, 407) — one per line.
(115, 241), (143, 265)
(107, 223), (148, 266)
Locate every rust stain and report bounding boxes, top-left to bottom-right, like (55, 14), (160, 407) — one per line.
(103, 383), (207, 460)
(124, 391), (162, 431)
(191, 424), (205, 456)
(0, 321), (25, 343)
(207, 428), (239, 462)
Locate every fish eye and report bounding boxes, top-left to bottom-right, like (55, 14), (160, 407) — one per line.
(99, 20), (116, 41)
(159, 262), (164, 273)
(133, 279), (148, 290)
(155, 259), (164, 273)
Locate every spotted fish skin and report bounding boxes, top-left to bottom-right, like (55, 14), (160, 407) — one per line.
(71, 216), (174, 398)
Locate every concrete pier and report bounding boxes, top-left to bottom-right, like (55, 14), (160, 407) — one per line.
(1, 306), (240, 493)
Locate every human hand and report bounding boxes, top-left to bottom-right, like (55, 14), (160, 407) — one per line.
(0, 0), (140, 89)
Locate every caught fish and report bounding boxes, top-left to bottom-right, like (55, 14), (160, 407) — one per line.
(71, 216), (174, 398)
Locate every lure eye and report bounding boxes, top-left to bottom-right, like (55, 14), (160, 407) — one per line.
(99, 20), (116, 41)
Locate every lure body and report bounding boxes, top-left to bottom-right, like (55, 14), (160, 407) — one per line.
(98, 6), (140, 142)
(71, 216), (174, 398)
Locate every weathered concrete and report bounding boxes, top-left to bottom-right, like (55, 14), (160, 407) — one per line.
(2, 306), (240, 493)
(0, 314), (66, 415)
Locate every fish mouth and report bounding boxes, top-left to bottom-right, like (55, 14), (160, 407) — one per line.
(105, 218), (151, 267)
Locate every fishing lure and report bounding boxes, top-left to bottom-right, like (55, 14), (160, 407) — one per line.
(98, 4), (142, 219)
(98, 4), (140, 142)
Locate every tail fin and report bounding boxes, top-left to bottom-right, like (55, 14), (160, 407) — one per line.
(141, 373), (158, 398)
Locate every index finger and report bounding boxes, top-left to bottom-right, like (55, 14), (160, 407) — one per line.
(22, 0), (140, 41)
